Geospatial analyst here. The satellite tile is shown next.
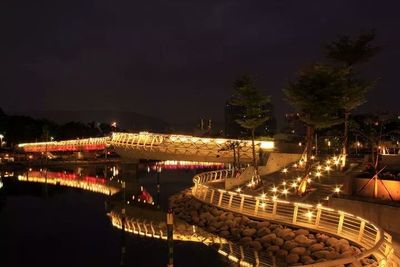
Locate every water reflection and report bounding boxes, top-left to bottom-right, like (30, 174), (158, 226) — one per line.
(0, 164), (228, 267)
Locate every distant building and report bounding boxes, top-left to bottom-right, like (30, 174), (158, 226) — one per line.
(224, 100), (276, 138)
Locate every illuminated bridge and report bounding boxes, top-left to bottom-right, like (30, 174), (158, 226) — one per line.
(18, 132), (275, 163)
(17, 171), (121, 195)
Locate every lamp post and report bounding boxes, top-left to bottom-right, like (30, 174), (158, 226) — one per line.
(0, 134), (3, 148)
(156, 166), (161, 209)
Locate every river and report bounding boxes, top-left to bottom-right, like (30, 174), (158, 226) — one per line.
(0, 164), (229, 267)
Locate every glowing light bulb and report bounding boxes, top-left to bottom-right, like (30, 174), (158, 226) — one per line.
(317, 165), (322, 170)
(293, 163), (298, 168)
(326, 160), (331, 165)
(271, 187), (278, 193)
(315, 172), (322, 178)
(282, 189), (289, 195)
(311, 155), (315, 160)
(325, 166), (331, 171)
(334, 187), (341, 193)
(296, 177), (302, 182)
(282, 181), (287, 186)
(236, 187), (242, 193)
(272, 195), (278, 201)
(282, 168), (288, 174)
(305, 211), (313, 219)
(307, 178), (312, 183)
(260, 193), (266, 198)
(291, 182), (297, 188)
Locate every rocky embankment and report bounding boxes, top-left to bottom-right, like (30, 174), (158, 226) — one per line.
(170, 190), (377, 266)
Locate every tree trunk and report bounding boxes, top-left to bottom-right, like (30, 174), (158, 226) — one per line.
(237, 142), (241, 169)
(232, 145), (237, 171)
(343, 110), (350, 156)
(251, 128), (257, 175)
(298, 125), (314, 195)
(305, 125), (314, 173)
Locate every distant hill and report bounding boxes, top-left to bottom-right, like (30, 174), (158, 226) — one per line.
(9, 110), (170, 133)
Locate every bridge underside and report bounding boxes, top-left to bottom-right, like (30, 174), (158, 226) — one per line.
(114, 147), (248, 163)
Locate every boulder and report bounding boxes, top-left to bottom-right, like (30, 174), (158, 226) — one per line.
(248, 241), (263, 251)
(276, 249), (289, 258)
(210, 208), (223, 217)
(219, 230), (230, 238)
(308, 243), (324, 252)
(220, 225), (229, 231)
(267, 245), (280, 253)
(301, 255), (315, 265)
(260, 233), (277, 243)
(283, 240), (299, 250)
(312, 250), (330, 259)
(325, 237), (339, 247)
(294, 229), (309, 236)
(242, 228), (257, 237)
(240, 237), (253, 245)
(257, 221), (271, 229)
(272, 237), (284, 246)
(231, 228), (241, 237)
(286, 253), (300, 264)
(290, 247), (306, 255)
(294, 235), (309, 245)
(257, 227), (271, 237)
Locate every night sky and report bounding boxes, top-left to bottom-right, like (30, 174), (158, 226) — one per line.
(1, 0), (399, 125)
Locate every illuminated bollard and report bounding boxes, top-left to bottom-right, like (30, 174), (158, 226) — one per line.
(167, 209), (174, 267)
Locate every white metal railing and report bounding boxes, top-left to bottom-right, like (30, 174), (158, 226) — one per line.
(192, 169), (397, 267)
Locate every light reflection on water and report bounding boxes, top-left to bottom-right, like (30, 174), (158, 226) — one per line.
(0, 164), (229, 267)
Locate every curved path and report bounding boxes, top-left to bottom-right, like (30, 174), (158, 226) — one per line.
(192, 169), (398, 267)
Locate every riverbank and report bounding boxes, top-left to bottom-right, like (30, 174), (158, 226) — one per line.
(170, 189), (377, 266)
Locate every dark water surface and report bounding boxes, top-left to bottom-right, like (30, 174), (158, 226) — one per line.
(0, 167), (228, 267)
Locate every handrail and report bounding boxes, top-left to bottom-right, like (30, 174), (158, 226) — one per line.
(192, 169), (396, 267)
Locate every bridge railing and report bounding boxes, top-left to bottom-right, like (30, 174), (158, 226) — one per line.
(192, 169), (396, 267)
(18, 137), (109, 152)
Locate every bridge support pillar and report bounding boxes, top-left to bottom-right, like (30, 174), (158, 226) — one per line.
(120, 161), (140, 198)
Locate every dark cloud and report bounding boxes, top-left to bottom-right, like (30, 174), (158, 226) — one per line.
(1, 0), (399, 125)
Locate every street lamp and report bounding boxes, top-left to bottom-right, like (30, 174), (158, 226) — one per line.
(0, 134), (3, 148)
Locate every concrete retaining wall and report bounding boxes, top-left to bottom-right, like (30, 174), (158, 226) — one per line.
(225, 152), (301, 190)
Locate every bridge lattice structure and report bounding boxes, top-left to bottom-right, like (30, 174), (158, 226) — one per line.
(18, 132), (275, 163)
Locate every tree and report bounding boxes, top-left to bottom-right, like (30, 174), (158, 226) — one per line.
(283, 64), (345, 193)
(230, 75), (271, 179)
(325, 30), (379, 160)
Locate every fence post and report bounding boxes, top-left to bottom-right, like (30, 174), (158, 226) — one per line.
(228, 194), (233, 208)
(254, 251), (260, 266)
(210, 190), (215, 204)
(240, 246), (245, 263)
(358, 220), (365, 242)
(292, 204), (299, 224)
(272, 201), (277, 218)
(254, 199), (260, 216)
(315, 207), (322, 227)
(239, 196), (245, 212)
(218, 191), (223, 207)
(337, 212), (344, 235)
